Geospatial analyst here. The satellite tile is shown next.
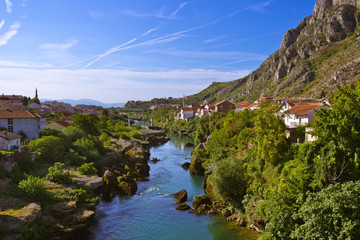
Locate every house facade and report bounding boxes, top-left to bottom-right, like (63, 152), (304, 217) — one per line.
(0, 131), (21, 152)
(0, 110), (46, 139)
(284, 104), (323, 127)
(214, 100), (235, 113)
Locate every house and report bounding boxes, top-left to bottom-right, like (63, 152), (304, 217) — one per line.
(235, 101), (251, 112)
(0, 131), (21, 152)
(214, 100), (235, 113)
(179, 107), (198, 120)
(284, 103), (324, 127)
(274, 97), (288, 104)
(0, 110), (46, 139)
(46, 121), (70, 131)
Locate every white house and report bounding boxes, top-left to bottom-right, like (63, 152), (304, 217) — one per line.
(179, 107), (198, 120)
(284, 103), (323, 127)
(0, 131), (21, 152)
(0, 110), (46, 139)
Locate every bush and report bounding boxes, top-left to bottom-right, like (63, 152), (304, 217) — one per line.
(46, 162), (71, 184)
(209, 157), (247, 207)
(65, 149), (86, 166)
(27, 136), (64, 163)
(0, 163), (6, 179)
(119, 132), (130, 140)
(77, 162), (97, 175)
(17, 154), (38, 173)
(131, 131), (142, 140)
(62, 126), (86, 142)
(18, 176), (48, 201)
(291, 181), (360, 239)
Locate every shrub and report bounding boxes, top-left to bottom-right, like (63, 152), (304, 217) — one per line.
(62, 126), (86, 142)
(27, 136), (64, 163)
(119, 132), (130, 140)
(0, 163), (6, 179)
(209, 157), (247, 207)
(18, 176), (48, 201)
(46, 162), (71, 184)
(131, 131), (142, 140)
(77, 162), (97, 175)
(65, 149), (86, 166)
(17, 154), (38, 173)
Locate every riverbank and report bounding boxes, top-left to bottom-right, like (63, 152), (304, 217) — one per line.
(86, 133), (259, 240)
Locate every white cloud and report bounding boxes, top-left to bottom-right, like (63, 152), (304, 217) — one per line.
(203, 35), (227, 44)
(124, 1), (189, 20)
(0, 20), (5, 30)
(5, 0), (12, 13)
(39, 39), (78, 50)
(0, 60), (54, 68)
(141, 27), (159, 37)
(0, 21), (20, 46)
(0, 68), (251, 102)
(170, 2), (189, 18)
(89, 11), (104, 19)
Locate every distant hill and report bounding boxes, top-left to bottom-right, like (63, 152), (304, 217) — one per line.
(40, 98), (125, 108)
(188, 0), (360, 104)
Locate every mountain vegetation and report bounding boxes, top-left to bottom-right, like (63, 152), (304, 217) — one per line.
(188, 0), (360, 104)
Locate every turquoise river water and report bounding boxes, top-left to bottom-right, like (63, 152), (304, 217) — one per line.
(85, 133), (259, 240)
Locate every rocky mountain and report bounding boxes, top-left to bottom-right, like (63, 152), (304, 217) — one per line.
(189, 0), (360, 104)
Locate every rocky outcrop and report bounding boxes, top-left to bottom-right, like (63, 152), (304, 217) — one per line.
(118, 176), (138, 196)
(188, 0), (360, 104)
(189, 157), (205, 175)
(189, 195), (213, 214)
(173, 189), (191, 211)
(173, 189), (188, 204)
(181, 162), (191, 169)
(0, 203), (41, 232)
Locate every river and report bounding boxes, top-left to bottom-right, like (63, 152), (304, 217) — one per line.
(86, 133), (259, 240)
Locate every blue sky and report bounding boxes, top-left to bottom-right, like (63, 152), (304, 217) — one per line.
(0, 0), (316, 103)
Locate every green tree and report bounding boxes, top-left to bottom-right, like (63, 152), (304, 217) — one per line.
(311, 82), (360, 184)
(71, 114), (100, 136)
(291, 181), (360, 240)
(209, 157), (247, 207)
(27, 136), (64, 163)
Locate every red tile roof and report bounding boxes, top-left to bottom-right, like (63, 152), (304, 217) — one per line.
(0, 110), (44, 119)
(55, 121), (70, 127)
(274, 97), (285, 101)
(214, 100), (234, 106)
(235, 101), (251, 108)
(182, 107), (198, 111)
(285, 104), (321, 115)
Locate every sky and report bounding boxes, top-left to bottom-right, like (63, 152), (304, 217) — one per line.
(0, 0), (317, 103)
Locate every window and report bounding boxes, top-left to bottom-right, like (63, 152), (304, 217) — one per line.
(8, 118), (13, 125)
(8, 126), (13, 133)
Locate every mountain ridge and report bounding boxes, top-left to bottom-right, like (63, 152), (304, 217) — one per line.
(188, 0), (360, 104)
(40, 98), (125, 108)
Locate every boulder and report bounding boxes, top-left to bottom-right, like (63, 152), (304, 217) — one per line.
(102, 170), (119, 199)
(135, 163), (150, 177)
(173, 189), (188, 204)
(189, 157), (205, 175)
(1, 203), (42, 231)
(117, 139), (135, 153)
(118, 176), (138, 196)
(185, 142), (195, 147)
(181, 162), (191, 169)
(189, 195), (212, 215)
(176, 203), (191, 211)
(72, 174), (103, 192)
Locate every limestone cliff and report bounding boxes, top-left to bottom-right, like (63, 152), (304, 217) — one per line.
(189, 0), (360, 103)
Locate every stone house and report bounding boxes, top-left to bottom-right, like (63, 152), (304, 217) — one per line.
(0, 131), (21, 152)
(214, 100), (235, 113)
